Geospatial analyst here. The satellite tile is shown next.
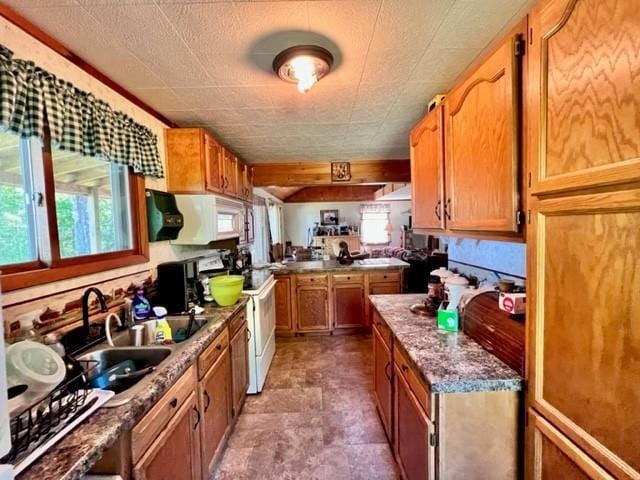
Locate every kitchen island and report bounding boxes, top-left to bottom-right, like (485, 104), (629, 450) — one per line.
(18, 298), (249, 480)
(369, 294), (522, 480)
(272, 258), (409, 335)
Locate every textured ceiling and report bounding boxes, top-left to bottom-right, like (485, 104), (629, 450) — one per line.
(4, 0), (534, 164)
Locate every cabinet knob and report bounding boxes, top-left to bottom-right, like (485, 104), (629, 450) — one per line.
(216, 343), (222, 351)
(347, 276), (351, 280)
(169, 398), (178, 408)
(401, 364), (409, 373)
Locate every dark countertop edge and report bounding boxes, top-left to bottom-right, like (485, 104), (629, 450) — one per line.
(18, 297), (249, 480)
(370, 295), (523, 395)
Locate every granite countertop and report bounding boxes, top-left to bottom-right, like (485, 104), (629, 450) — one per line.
(17, 297), (249, 480)
(369, 294), (522, 394)
(272, 257), (409, 273)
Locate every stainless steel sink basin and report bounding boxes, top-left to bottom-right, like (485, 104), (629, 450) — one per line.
(77, 346), (172, 407)
(165, 316), (208, 343)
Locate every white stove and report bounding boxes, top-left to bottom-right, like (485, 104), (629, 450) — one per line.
(243, 271), (276, 394)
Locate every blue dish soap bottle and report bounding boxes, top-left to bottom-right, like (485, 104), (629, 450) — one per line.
(132, 283), (152, 322)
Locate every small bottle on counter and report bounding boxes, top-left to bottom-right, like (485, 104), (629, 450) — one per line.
(132, 283), (152, 322)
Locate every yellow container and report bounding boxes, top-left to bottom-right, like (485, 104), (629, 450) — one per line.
(209, 275), (244, 306)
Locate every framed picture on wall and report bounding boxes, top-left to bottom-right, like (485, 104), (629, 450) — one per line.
(320, 209), (339, 226)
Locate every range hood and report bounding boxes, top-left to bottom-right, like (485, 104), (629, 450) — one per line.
(172, 194), (245, 245)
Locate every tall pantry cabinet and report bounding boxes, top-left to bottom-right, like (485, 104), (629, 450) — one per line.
(525, 0), (640, 479)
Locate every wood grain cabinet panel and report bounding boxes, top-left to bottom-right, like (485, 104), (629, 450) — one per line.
(274, 275), (294, 334)
(333, 283), (365, 329)
(410, 105), (445, 230)
(443, 28), (524, 233)
(133, 393), (201, 480)
(528, 410), (615, 480)
(529, 0), (640, 195)
(527, 189), (640, 479)
(165, 128), (207, 193)
(199, 348), (231, 479)
(222, 148), (238, 198)
(203, 133), (223, 194)
(373, 323), (393, 442)
(230, 321), (249, 419)
(394, 364), (435, 480)
(296, 285), (330, 332)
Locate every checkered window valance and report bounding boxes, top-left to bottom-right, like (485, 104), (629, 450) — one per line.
(0, 45), (163, 178)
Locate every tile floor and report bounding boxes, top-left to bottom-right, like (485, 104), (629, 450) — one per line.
(213, 334), (400, 479)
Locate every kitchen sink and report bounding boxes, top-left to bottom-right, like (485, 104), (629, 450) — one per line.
(77, 346), (172, 406)
(165, 316), (208, 343)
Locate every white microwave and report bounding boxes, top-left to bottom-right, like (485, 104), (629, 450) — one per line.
(172, 195), (244, 245)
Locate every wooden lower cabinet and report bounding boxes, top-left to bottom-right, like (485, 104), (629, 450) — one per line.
(373, 323), (393, 442)
(133, 392), (201, 480)
(528, 410), (614, 480)
(199, 347), (231, 479)
(274, 274), (294, 334)
(333, 276), (365, 329)
(394, 363), (434, 480)
(230, 321), (249, 419)
(296, 285), (330, 333)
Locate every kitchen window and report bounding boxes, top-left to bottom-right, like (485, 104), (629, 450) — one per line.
(360, 204), (391, 245)
(0, 130), (147, 291)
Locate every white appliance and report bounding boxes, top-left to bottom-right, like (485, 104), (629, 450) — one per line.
(172, 194), (245, 245)
(244, 274), (276, 394)
(0, 292), (14, 480)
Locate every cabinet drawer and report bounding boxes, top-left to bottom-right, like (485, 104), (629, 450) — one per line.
(229, 310), (247, 337)
(132, 364), (196, 464)
(369, 270), (401, 284)
(296, 274), (328, 285)
(333, 273), (364, 284)
(372, 310), (392, 349)
(394, 344), (432, 418)
(198, 328), (229, 378)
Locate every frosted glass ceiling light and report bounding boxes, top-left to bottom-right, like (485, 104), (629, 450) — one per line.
(273, 45), (333, 94)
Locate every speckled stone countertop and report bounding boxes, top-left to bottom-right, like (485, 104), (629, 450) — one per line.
(17, 298), (249, 480)
(369, 294), (522, 394)
(272, 257), (409, 273)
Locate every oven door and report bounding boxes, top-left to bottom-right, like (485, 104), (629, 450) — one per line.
(252, 278), (276, 357)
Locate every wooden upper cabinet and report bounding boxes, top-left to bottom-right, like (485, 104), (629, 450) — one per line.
(410, 105), (445, 230)
(529, 0), (640, 196)
(222, 148), (239, 198)
(165, 128), (208, 193)
(204, 134), (223, 194)
(443, 24), (525, 233)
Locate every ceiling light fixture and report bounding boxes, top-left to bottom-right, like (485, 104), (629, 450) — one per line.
(273, 45), (334, 94)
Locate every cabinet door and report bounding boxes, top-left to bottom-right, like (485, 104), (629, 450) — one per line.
(133, 393), (201, 480)
(444, 29), (523, 233)
(274, 276), (293, 333)
(230, 325), (249, 419)
(528, 0), (640, 195)
(199, 348), (231, 479)
(527, 410), (614, 480)
(333, 283), (365, 329)
(245, 205), (254, 243)
(373, 324), (393, 442)
(165, 128), (206, 193)
(296, 285), (330, 332)
(246, 166), (254, 201)
(410, 105), (445, 229)
(527, 190), (640, 479)
(222, 148), (238, 197)
(394, 364), (435, 480)
(204, 134), (223, 194)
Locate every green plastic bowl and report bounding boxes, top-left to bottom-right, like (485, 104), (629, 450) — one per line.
(209, 275), (244, 306)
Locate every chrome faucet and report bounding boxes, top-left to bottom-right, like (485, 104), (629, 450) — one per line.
(82, 287), (108, 340)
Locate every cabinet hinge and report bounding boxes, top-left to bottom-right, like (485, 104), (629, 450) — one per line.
(429, 432), (437, 447)
(514, 39), (526, 57)
(516, 210), (525, 226)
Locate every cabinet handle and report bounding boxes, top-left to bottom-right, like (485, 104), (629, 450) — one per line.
(204, 390), (211, 412)
(384, 362), (392, 381)
(169, 398), (178, 409)
(401, 364), (409, 373)
(216, 343), (222, 351)
(435, 200), (442, 220)
(193, 406), (201, 430)
(247, 327), (252, 341)
(220, 175), (225, 188)
(445, 198), (452, 221)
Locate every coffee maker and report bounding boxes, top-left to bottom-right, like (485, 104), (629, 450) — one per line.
(157, 258), (203, 313)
